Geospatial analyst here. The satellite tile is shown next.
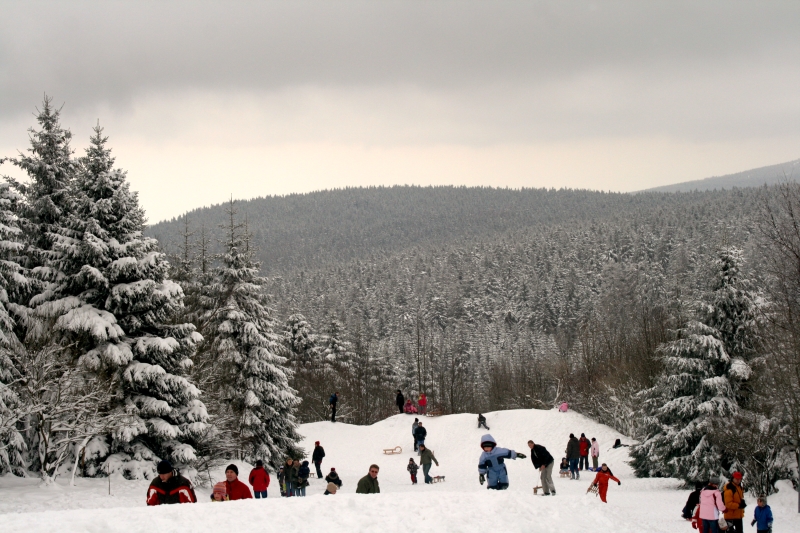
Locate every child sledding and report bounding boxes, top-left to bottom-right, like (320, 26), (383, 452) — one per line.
(587, 463), (620, 503)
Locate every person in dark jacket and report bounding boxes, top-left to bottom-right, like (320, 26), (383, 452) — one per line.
(396, 390), (405, 414)
(224, 464), (253, 500)
(329, 392), (339, 422)
(248, 460), (270, 499)
(565, 434), (580, 480)
(296, 461), (310, 496)
(418, 444), (439, 484)
(477, 413), (490, 430)
(414, 421), (427, 451)
(312, 441), (326, 478)
(407, 458), (419, 484)
(283, 458), (298, 497)
(324, 467), (342, 495)
(146, 460), (197, 505)
(682, 482), (705, 519)
(527, 439), (556, 496)
(356, 464), (380, 494)
(412, 418), (420, 451)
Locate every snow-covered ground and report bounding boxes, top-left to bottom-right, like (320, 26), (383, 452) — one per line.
(1, 409), (798, 532)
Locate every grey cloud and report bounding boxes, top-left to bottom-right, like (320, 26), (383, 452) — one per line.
(2, 1), (799, 112)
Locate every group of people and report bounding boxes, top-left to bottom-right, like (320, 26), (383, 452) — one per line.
(683, 473), (774, 533)
(561, 433), (600, 480)
(396, 390), (427, 415)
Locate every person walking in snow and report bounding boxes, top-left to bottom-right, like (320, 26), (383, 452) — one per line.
(408, 458), (419, 484)
(312, 441), (326, 479)
(751, 495), (773, 533)
(223, 464), (253, 500)
(418, 443), (439, 484)
(414, 420), (427, 451)
(589, 463), (620, 503)
(329, 391), (339, 422)
(578, 433), (590, 471)
(356, 464), (381, 494)
(412, 418), (420, 451)
(296, 460), (311, 496)
(696, 476), (726, 533)
(248, 460), (270, 499)
(565, 433), (580, 479)
(723, 471), (746, 533)
(396, 390), (405, 414)
(477, 413), (490, 430)
(418, 393), (428, 415)
(146, 460), (197, 505)
(477, 434), (526, 490)
(527, 439), (556, 496)
(590, 437), (600, 470)
(324, 468), (342, 495)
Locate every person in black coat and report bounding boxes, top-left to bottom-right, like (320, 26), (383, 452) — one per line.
(329, 392), (338, 422)
(528, 440), (556, 496)
(396, 390), (405, 414)
(312, 441), (326, 478)
(413, 421), (427, 450)
(682, 482), (705, 519)
(324, 467), (343, 495)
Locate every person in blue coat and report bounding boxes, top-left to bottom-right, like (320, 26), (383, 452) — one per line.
(751, 495), (773, 533)
(477, 434), (526, 490)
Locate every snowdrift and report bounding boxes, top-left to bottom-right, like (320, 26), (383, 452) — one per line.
(1, 409), (797, 533)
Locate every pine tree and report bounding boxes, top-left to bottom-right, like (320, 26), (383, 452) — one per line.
(630, 248), (761, 482)
(201, 200), (301, 467)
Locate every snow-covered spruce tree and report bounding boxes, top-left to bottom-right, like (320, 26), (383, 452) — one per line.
(630, 248), (762, 482)
(28, 123), (207, 478)
(200, 200), (300, 467)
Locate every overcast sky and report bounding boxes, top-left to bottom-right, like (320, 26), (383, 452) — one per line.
(1, 1), (799, 222)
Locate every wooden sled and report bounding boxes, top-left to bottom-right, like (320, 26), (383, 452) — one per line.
(431, 475), (446, 483)
(559, 471), (570, 478)
(532, 485), (543, 494)
(425, 408), (443, 417)
(383, 446), (402, 455)
(586, 483), (598, 496)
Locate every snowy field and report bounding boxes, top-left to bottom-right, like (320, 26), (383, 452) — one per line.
(1, 409), (798, 532)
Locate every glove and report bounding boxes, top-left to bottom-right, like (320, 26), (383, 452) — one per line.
(750, 520), (756, 526)
(516, 453), (526, 459)
(739, 500), (746, 509)
(618, 481), (621, 485)
(479, 474), (485, 485)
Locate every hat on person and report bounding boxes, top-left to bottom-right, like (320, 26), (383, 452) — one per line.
(330, 467), (336, 471)
(213, 481), (227, 500)
(732, 471), (743, 480)
(156, 460), (173, 474)
(315, 441), (320, 446)
(256, 460), (263, 467)
(225, 464), (238, 475)
(708, 475), (721, 485)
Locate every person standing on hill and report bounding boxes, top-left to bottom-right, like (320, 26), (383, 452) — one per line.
(414, 421), (427, 451)
(412, 418), (420, 451)
(477, 413), (490, 430)
(296, 461), (311, 496)
(418, 443), (439, 484)
(723, 472), (746, 533)
(223, 464), (253, 500)
(146, 460), (197, 505)
(697, 476), (726, 532)
(407, 458), (419, 484)
(248, 460), (270, 499)
(590, 463), (620, 503)
(590, 437), (600, 470)
(527, 439), (556, 496)
(565, 434), (580, 480)
(329, 392), (339, 422)
(396, 390), (405, 414)
(578, 433), (590, 471)
(312, 441), (326, 478)
(418, 393), (428, 415)
(356, 464), (381, 494)
(477, 434), (526, 490)
(283, 458), (298, 497)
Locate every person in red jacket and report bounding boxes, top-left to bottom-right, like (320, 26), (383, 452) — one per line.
(248, 460), (270, 499)
(578, 433), (591, 471)
(590, 463), (620, 503)
(418, 393), (428, 415)
(146, 460), (197, 505)
(224, 464), (253, 500)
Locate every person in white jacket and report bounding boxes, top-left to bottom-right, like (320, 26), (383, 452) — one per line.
(590, 438), (600, 470)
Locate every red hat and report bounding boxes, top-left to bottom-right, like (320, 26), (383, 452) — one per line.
(330, 467), (335, 471)
(315, 441), (320, 446)
(732, 472), (743, 480)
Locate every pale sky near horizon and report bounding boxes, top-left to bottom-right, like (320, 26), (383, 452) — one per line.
(1, 1), (799, 223)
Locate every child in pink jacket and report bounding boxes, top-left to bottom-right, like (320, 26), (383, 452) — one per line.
(695, 477), (726, 533)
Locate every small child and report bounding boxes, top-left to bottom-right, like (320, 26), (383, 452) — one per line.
(559, 457), (569, 474)
(211, 481), (227, 501)
(407, 458), (419, 484)
(590, 463), (620, 503)
(751, 495), (773, 533)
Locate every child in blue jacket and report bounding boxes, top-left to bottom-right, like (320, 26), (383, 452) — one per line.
(751, 495), (773, 533)
(477, 434), (526, 490)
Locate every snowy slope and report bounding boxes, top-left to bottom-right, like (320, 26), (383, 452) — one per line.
(1, 409), (798, 533)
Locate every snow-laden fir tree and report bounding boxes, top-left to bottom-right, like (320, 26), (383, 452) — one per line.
(630, 248), (762, 482)
(200, 200), (300, 467)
